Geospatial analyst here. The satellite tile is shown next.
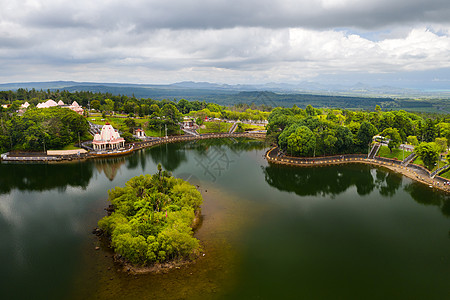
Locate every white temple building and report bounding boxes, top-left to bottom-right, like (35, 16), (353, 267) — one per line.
(92, 123), (125, 151)
(20, 102), (30, 109)
(34, 99), (84, 115)
(36, 99), (58, 108)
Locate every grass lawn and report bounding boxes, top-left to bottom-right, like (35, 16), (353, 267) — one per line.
(440, 169), (450, 179)
(89, 116), (148, 131)
(144, 128), (184, 137)
(242, 124), (265, 131)
(197, 121), (232, 134)
(412, 156), (424, 166)
(412, 156), (446, 172)
(377, 145), (411, 161)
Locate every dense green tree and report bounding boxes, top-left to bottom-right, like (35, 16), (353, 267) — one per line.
(407, 135), (419, 146)
(434, 137), (448, 154)
(287, 126), (316, 157)
(381, 128), (401, 152)
(98, 171), (203, 265)
(278, 123), (300, 151)
(1, 107), (89, 152)
(415, 142), (440, 170)
(423, 119), (436, 142)
(356, 121), (378, 152)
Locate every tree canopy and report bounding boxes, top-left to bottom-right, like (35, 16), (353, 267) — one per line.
(267, 104), (450, 158)
(0, 107), (89, 152)
(415, 142), (440, 170)
(98, 168), (203, 265)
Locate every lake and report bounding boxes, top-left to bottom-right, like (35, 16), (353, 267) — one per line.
(1, 138), (449, 299)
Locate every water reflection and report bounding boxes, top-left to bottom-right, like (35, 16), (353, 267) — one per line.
(404, 182), (450, 217)
(0, 162), (94, 195)
(263, 162), (450, 219)
(147, 142), (187, 171)
(263, 163), (377, 197)
(94, 157), (126, 181)
(375, 169), (403, 197)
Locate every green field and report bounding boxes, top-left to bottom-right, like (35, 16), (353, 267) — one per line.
(242, 123), (266, 131)
(377, 145), (411, 161)
(89, 116), (147, 128)
(440, 169), (450, 180)
(197, 121), (232, 134)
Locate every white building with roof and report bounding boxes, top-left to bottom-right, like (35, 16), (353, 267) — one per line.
(69, 101), (84, 115)
(92, 123), (125, 151)
(36, 99), (58, 108)
(35, 99), (84, 115)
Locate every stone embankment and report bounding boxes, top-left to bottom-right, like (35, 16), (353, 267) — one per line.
(265, 147), (450, 194)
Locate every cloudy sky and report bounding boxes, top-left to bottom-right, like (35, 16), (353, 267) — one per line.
(1, 0), (450, 89)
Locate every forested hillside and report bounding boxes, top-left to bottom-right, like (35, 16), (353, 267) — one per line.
(0, 86), (444, 112)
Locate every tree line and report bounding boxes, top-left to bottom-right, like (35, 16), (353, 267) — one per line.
(0, 107), (89, 153)
(267, 105), (450, 170)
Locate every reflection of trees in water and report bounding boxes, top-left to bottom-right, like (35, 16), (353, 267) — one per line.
(94, 157), (126, 181)
(263, 163), (376, 197)
(0, 162), (94, 195)
(264, 162), (450, 218)
(187, 137), (266, 157)
(375, 169), (403, 197)
(404, 183), (450, 217)
(147, 137), (266, 171)
(148, 142), (188, 171)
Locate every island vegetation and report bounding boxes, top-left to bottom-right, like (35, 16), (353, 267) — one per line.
(98, 165), (203, 266)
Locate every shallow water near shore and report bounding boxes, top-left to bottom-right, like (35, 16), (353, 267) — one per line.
(1, 138), (449, 299)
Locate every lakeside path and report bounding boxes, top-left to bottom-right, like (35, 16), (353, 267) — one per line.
(265, 147), (450, 194)
(0, 132), (266, 162)
(3, 133), (449, 194)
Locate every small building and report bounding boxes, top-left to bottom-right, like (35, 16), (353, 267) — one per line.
(92, 123), (125, 151)
(182, 117), (196, 129)
(134, 128), (146, 139)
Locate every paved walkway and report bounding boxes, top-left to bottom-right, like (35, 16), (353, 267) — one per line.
(265, 147), (450, 194)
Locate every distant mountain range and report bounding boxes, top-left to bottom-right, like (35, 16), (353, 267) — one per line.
(1, 80), (448, 99)
(1, 80), (449, 112)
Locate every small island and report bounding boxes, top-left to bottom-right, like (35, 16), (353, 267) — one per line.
(97, 164), (203, 272)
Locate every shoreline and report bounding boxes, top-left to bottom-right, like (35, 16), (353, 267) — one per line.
(265, 147), (450, 194)
(0, 132), (266, 163)
(95, 206), (205, 275)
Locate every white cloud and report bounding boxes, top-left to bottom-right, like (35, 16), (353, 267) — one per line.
(0, 0), (449, 85)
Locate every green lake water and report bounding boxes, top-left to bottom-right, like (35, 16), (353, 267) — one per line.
(0, 138), (449, 299)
